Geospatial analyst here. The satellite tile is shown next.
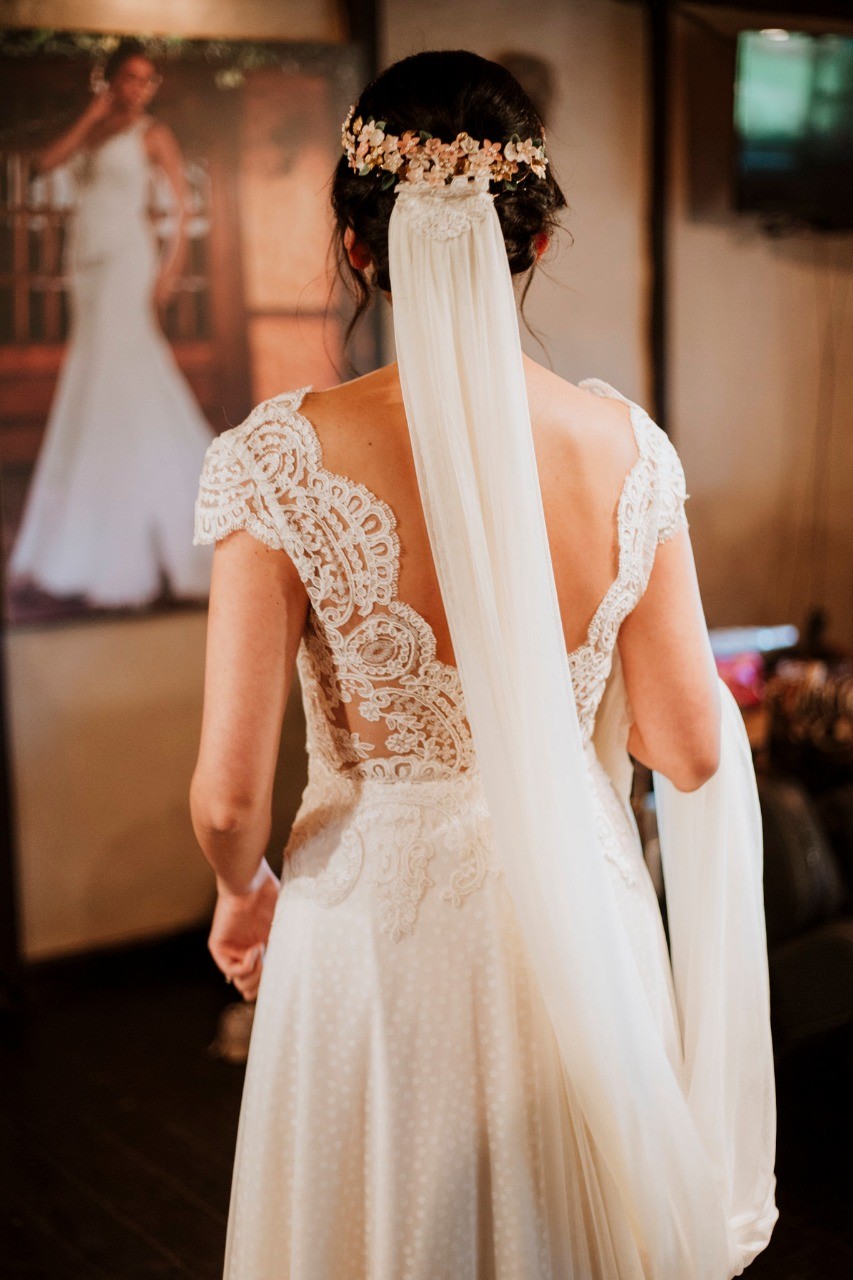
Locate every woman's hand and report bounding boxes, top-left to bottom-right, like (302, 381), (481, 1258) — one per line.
(82, 88), (115, 126)
(208, 860), (280, 1001)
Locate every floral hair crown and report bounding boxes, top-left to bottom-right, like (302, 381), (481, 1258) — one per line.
(341, 104), (548, 191)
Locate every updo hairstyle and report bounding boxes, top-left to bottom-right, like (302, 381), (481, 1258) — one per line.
(331, 49), (568, 339)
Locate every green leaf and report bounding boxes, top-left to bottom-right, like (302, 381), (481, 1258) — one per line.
(419, 130), (433, 142)
(358, 164), (372, 176)
(375, 119), (387, 130)
(380, 171), (397, 189)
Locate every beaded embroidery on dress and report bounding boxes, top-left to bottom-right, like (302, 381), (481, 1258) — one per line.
(193, 379), (690, 1279)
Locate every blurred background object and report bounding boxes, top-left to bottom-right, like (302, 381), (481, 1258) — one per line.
(0, 24), (374, 973)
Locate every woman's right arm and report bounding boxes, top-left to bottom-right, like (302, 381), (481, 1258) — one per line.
(34, 92), (112, 174)
(190, 528), (308, 895)
(617, 526), (721, 792)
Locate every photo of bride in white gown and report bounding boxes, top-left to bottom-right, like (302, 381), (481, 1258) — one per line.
(8, 40), (215, 609)
(190, 50), (778, 1280)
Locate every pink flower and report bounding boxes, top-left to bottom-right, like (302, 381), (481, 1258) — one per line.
(339, 108), (548, 190)
(404, 157), (428, 184)
(504, 138), (528, 164)
(455, 132), (478, 155)
(359, 123), (385, 149)
(467, 148), (494, 176)
(506, 138), (548, 174)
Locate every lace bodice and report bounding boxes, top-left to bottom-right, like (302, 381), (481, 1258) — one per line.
(193, 380), (688, 783)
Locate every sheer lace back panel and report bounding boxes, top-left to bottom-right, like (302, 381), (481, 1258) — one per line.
(193, 380), (688, 781)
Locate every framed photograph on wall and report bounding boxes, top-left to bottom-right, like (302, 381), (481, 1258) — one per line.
(0, 29), (377, 627)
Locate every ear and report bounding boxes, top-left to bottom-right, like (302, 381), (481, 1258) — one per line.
(344, 225), (372, 272)
(534, 231), (550, 261)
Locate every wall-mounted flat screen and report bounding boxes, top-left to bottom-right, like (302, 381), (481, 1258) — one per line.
(734, 30), (853, 228)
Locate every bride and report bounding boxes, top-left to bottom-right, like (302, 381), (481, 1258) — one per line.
(190, 50), (777, 1279)
(9, 39), (214, 608)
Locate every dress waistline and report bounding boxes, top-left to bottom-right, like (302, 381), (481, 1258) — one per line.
(305, 739), (600, 803)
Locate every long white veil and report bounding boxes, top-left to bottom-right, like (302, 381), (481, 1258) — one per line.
(388, 173), (777, 1277)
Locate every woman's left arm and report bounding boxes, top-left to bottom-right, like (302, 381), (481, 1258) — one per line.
(146, 120), (191, 308)
(190, 527), (308, 995)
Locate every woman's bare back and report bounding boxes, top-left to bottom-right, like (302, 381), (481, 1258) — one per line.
(299, 355), (642, 666)
(194, 355), (719, 790)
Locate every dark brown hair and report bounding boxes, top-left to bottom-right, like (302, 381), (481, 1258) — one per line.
(103, 39), (158, 84)
(331, 49), (568, 346)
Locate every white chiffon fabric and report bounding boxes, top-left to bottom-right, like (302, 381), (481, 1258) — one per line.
(388, 174), (777, 1277)
(654, 687), (779, 1266)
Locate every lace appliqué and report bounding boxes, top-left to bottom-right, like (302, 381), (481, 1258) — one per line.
(280, 771), (366, 906)
(394, 182), (493, 241)
(194, 388), (475, 783)
(194, 377), (682, 929)
(653, 430), (689, 544)
(585, 750), (640, 887)
(193, 432), (283, 551)
(366, 803), (436, 942)
(284, 822), (365, 907)
(441, 796), (498, 906)
(282, 767), (503, 942)
(370, 786), (502, 935)
(569, 379), (690, 741)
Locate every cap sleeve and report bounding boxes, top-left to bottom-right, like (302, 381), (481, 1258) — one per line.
(193, 424), (283, 551)
(654, 430), (689, 544)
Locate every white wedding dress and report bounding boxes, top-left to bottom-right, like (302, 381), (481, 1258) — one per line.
(193, 378), (699, 1279)
(9, 116), (214, 606)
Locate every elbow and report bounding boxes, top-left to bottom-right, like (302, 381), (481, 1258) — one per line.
(669, 738), (721, 793)
(189, 770), (265, 835)
(668, 682), (723, 792)
(671, 759), (718, 793)
(196, 805), (247, 836)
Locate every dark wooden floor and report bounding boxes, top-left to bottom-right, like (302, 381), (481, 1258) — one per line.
(1, 930), (241, 1279)
(1, 927), (850, 1279)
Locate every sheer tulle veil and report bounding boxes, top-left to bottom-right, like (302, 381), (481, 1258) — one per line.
(387, 172), (777, 1277)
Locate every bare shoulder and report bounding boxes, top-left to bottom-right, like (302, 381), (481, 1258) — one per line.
(523, 358), (641, 480)
(144, 117), (180, 157)
(299, 366), (408, 458)
(301, 365), (401, 419)
(297, 359), (643, 480)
